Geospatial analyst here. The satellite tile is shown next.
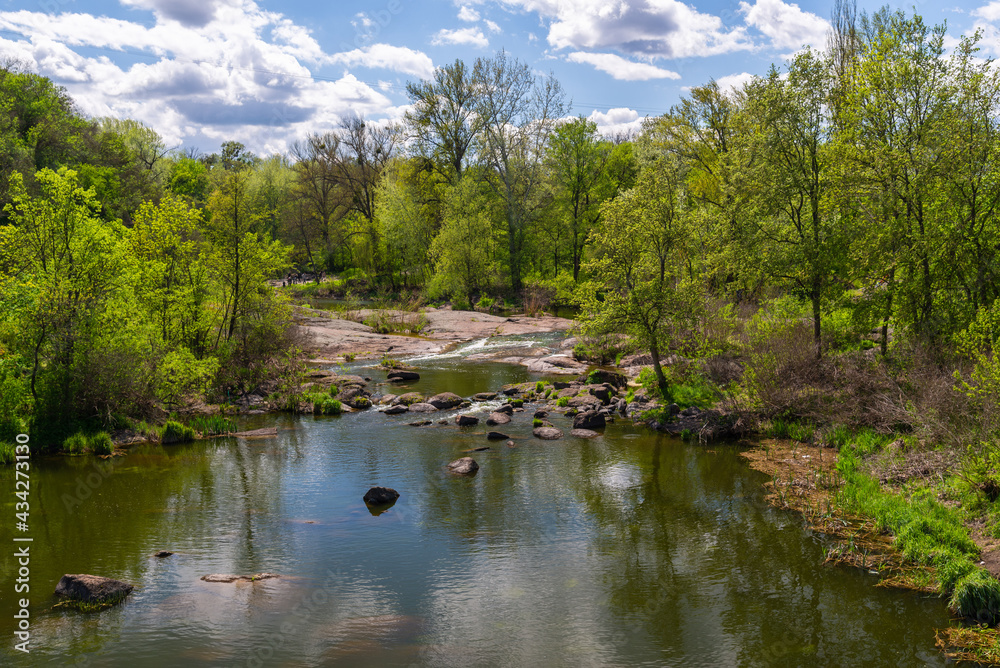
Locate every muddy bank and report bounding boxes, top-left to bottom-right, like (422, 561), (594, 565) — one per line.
(297, 306), (576, 363)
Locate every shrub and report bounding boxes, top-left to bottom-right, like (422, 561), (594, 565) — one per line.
(89, 432), (113, 455)
(63, 432), (89, 454)
(311, 394), (342, 415)
(188, 415), (235, 436)
(0, 442), (15, 465)
(160, 421), (196, 444)
(557, 396), (569, 407)
(535, 381), (545, 393)
(343, 353), (356, 362)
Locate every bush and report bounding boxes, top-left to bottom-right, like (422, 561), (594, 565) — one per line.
(89, 432), (113, 455)
(63, 432), (89, 454)
(160, 420), (196, 444)
(532, 418), (543, 427)
(188, 415), (235, 436)
(535, 381), (545, 393)
(311, 394), (342, 415)
(557, 396), (569, 407)
(0, 442), (16, 465)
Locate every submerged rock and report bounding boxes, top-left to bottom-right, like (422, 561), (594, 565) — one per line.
(55, 574), (134, 603)
(533, 427), (563, 440)
(154, 551), (173, 558)
(387, 370), (420, 382)
(363, 486), (400, 506)
(447, 457), (479, 475)
(455, 415), (479, 426)
(487, 431), (510, 441)
(200, 573), (280, 584)
(570, 429), (600, 439)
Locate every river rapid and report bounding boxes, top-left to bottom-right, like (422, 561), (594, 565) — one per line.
(0, 334), (953, 667)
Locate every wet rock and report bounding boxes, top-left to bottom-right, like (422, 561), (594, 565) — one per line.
(533, 410), (549, 419)
(387, 370), (420, 382)
(573, 411), (606, 430)
(570, 429), (600, 438)
(154, 551), (173, 558)
(408, 420), (433, 427)
(586, 369), (628, 388)
(587, 384), (613, 404)
(486, 412), (511, 426)
(378, 394), (397, 405)
(393, 392), (425, 406)
(463, 446), (490, 452)
(428, 392), (464, 409)
(455, 415), (479, 426)
(55, 574), (134, 603)
(447, 457), (479, 475)
(533, 427), (563, 440)
(506, 440), (516, 448)
(501, 384), (521, 396)
(473, 392), (498, 401)
(407, 402), (437, 413)
(200, 573), (280, 583)
(487, 431), (510, 441)
(438, 419), (448, 425)
(363, 486), (400, 506)
(384, 404), (408, 415)
(495, 404), (514, 415)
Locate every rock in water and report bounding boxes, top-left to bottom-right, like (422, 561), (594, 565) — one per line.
(486, 431), (510, 441)
(447, 457), (479, 475)
(455, 415), (479, 426)
(154, 551), (173, 558)
(387, 370), (420, 381)
(364, 486), (400, 506)
(570, 429), (599, 439)
(486, 412), (511, 426)
(55, 574), (134, 603)
(573, 410), (606, 430)
(384, 405), (408, 415)
(533, 427), (563, 440)
(429, 392), (463, 409)
(407, 403), (438, 413)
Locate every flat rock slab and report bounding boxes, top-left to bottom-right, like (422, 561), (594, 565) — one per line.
(201, 573), (280, 583)
(487, 431), (510, 441)
(55, 574), (134, 603)
(570, 429), (600, 438)
(447, 457), (479, 475)
(533, 427), (564, 440)
(364, 486), (400, 505)
(232, 427), (278, 438)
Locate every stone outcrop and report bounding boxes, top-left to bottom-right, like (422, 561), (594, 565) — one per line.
(54, 574), (134, 603)
(428, 392), (463, 409)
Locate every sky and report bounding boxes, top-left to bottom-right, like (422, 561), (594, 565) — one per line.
(0, 0), (991, 155)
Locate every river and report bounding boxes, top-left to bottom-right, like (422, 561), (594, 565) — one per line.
(0, 334), (953, 666)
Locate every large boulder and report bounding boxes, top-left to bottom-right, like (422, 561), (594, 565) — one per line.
(486, 412), (511, 426)
(455, 415), (479, 426)
(447, 457), (479, 475)
(573, 411), (606, 430)
(495, 404), (514, 415)
(587, 384), (614, 404)
(384, 404), (408, 415)
(393, 392), (425, 406)
(407, 403), (437, 413)
(428, 392), (464, 410)
(55, 574), (134, 603)
(363, 486), (400, 506)
(533, 427), (563, 440)
(387, 370), (420, 382)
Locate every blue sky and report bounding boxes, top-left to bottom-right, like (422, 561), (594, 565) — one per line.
(0, 0), (988, 154)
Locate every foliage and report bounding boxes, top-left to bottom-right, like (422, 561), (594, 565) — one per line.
(160, 420), (195, 444)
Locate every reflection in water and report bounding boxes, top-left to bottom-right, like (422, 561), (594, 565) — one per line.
(0, 360), (953, 667)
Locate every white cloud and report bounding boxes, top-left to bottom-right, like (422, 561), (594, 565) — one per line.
(458, 5), (481, 22)
(486, 19), (502, 33)
(738, 0), (829, 52)
(975, 2), (1000, 21)
(0, 3), (416, 153)
(715, 71), (755, 95)
(488, 0), (751, 59)
(567, 52), (679, 81)
(328, 44), (434, 79)
(432, 27), (489, 48)
(587, 107), (643, 138)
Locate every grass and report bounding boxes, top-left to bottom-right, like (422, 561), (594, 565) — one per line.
(557, 396), (569, 407)
(835, 443), (1000, 623)
(0, 442), (16, 465)
(765, 419), (815, 443)
(54, 590), (131, 612)
(509, 399), (523, 408)
(89, 432), (113, 455)
(63, 432), (89, 454)
(61, 431), (114, 455)
(187, 415), (235, 436)
(307, 393), (342, 415)
(380, 358), (406, 369)
(535, 381), (545, 393)
(160, 421), (196, 444)
(532, 418), (543, 427)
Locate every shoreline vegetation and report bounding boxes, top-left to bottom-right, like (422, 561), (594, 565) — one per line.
(5, 2), (1000, 662)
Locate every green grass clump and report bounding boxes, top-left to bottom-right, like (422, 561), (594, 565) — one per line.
(765, 419), (814, 443)
(557, 396), (569, 407)
(310, 394), (342, 415)
(836, 444), (1000, 621)
(509, 399), (523, 408)
(535, 381), (545, 393)
(63, 432), (89, 454)
(532, 418), (543, 427)
(188, 415), (235, 436)
(89, 432), (113, 455)
(0, 442), (16, 465)
(160, 421), (196, 444)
